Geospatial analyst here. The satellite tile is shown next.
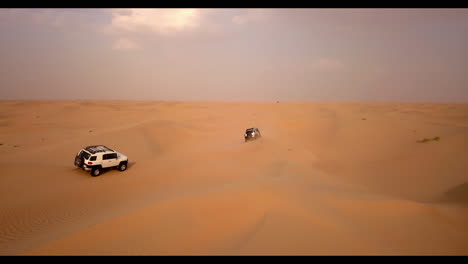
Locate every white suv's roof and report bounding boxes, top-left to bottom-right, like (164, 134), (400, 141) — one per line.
(83, 145), (115, 154)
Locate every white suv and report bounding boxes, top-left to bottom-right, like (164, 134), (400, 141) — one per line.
(74, 145), (128, 176)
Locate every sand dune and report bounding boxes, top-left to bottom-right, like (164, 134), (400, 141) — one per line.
(1, 101), (468, 255)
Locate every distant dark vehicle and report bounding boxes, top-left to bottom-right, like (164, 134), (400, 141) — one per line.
(244, 128), (261, 142)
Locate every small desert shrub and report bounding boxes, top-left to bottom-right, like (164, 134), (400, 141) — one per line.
(417, 136), (441, 143)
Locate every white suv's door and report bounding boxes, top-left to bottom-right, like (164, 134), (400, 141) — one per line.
(102, 153), (119, 168)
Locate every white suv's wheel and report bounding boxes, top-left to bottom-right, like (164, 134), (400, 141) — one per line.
(91, 167), (101, 177)
(75, 156), (83, 167)
(119, 162), (127, 172)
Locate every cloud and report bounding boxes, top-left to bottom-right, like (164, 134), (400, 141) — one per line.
(231, 9), (272, 25)
(108, 8), (201, 35)
(102, 9), (228, 51)
(112, 38), (140, 51)
(311, 58), (345, 72)
(0, 9), (103, 33)
(0, 9), (63, 27)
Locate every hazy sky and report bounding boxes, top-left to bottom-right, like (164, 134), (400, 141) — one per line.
(1, 8), (468, 101)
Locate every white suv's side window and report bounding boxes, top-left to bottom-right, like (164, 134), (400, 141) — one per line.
(102, 153), (119, 168)
(103, 153), (117, 160)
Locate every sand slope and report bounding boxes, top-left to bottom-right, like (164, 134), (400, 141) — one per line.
(0, 101), (468, 255)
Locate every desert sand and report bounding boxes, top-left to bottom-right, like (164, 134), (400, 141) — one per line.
(0, 100), (468, 255)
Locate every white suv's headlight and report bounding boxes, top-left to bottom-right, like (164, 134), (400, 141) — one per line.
(244, 133), (247, 137)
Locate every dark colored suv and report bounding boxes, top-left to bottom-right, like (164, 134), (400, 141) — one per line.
(244, 128), (261, 142)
